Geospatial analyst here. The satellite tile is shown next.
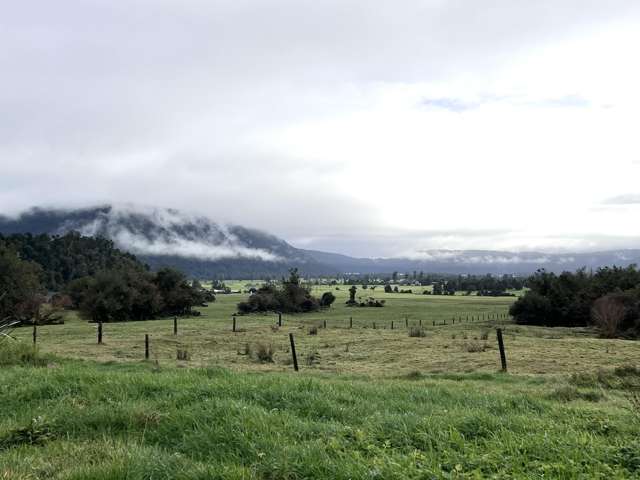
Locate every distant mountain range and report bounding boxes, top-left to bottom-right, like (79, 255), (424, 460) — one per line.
(2, 205), (640, 278)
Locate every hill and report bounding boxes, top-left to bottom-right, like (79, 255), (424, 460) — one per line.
(2, 205), (640, 278)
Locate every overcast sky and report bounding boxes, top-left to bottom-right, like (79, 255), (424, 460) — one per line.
(2, 0), (640, 257)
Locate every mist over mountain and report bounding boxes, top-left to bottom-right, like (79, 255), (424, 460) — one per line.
(2, 205), (640, 278)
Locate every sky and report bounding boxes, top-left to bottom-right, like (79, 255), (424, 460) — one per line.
(2, 0), (640, 257)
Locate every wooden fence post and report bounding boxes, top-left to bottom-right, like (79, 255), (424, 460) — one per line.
(32, 322), (37, 345)
(391, 321), (394, 330)
(145, 334), (149, 360)
(349, 316), (352, 329)
(173, 316), (178, 335)
(232, 315), (236, 332)
(405, 316), (408, 327)
(289, 333), (299, 372)
(496, 328), (507, 372)
(323, 319), (327, 329)
(278, 312), (282, 327)
(98, 322), (103, 344)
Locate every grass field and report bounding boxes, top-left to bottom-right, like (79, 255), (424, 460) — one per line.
(3, 286), (640, 478)
(11, 287), (640, 377)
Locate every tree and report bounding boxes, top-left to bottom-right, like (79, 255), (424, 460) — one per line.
(154, 268), (201, 315)
(591, 294), (627, 338)
(0, 244), (43, 324)
(346, 285), (357, 305)
(237, 268), (321, 314)
(320, 291), (336, 308)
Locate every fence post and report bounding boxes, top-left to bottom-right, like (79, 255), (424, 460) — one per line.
(349, 316), (352, 329)
(452, 317), (455, 324)
(145, 334), (149, 360)
(278, 312), (282, 327)
(419, 319), (422, 327)
(391, 321), (394, 330)
(32, 321), (37, 345)
(323, 319), (327, 329)
(405, 316), (408, 327)
(496, 328), (507, 372)
(373, 322), (376, 329)
(432, 320), (435, 326)
(98, 322), (103, 344)
(173, 316), (178, 335)
(232, 315), (236, 332)
(289, 333), (299, 372)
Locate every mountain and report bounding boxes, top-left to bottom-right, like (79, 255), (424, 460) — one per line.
(0, 206), (331, 278)
(2, 205), (640, 278)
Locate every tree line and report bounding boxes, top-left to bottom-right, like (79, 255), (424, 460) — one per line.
(510, 266), (640, 338)
(0, 233), (209, 325)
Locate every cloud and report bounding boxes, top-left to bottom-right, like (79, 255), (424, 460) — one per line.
(67, 204), (284, 262)
(421, 98), (479, 112)
(602, 194), (640, 205)
(1, 1), (640, 256)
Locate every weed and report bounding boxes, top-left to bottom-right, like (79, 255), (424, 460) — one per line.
(305, 351), (320, 366)
(0, 416), (54, 448)
(464, 342), (489, 353)
(548, 385), (603, 402)
(0, 341), (47, 367)
(408, 327), (426, 338)
(252, 343), (274, 363)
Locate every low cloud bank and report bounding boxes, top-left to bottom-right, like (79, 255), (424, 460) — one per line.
(402, 250), (577, 265)
(69, 205), (283, 262)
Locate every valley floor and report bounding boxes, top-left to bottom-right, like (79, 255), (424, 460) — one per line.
(2, 289), (639, 478)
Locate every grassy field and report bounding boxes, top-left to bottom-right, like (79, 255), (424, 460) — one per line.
(3, 286), (640, 478)
(11, 287), (640, 377)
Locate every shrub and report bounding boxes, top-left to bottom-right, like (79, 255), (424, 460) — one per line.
(408, 327), (426, 338)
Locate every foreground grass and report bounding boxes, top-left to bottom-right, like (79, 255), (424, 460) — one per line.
(1, 355), (640, 479)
